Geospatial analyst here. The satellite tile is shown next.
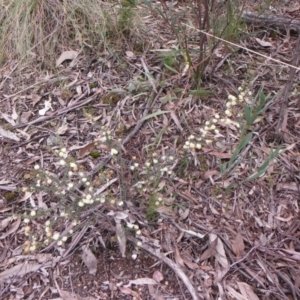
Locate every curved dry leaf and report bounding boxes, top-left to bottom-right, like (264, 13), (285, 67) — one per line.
(180, 208), (189, 220)
(56, 50), (79, 67)
(81, 245), (97, 275)
(255, 38), (273, 47)
(203, 169), (220, 179)
(0, 217), (12, 231)
(0, 219), (21, 240)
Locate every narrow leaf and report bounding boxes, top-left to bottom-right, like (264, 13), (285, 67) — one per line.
(141, 110), (170, 122)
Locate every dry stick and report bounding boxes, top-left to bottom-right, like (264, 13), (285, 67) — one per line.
(14, 90), (102, 128)
(275, 34), (300, 136)
(127, 235), (200, 300)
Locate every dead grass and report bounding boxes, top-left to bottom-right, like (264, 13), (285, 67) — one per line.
(0, 0), (146, 69)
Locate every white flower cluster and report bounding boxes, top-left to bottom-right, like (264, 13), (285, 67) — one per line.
(22, 145), (113, 253)
(184, 85), (253, 152)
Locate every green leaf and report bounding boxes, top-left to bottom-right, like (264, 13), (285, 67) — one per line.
(238, 133), (252, 150)
(188, 90), (214, 96)
(243, 105), (252, 126)
(246, 148), (280, 181)
(141, 110), (170, 122)
(227, 133), (252, 167)
(164, 63), (178, 74)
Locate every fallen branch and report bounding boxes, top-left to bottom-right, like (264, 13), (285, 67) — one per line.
(241, 11), (300, 34)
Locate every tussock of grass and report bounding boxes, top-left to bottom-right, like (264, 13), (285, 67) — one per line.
(0, 0), (144, 69)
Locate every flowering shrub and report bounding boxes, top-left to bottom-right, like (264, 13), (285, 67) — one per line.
(184, 85), (252, 153)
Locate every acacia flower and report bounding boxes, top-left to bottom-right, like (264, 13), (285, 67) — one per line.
(52, 232), (60, 240)
(110, 148), (118, 155)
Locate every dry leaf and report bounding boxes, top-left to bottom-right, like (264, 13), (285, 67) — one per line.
(60, 290), (97, 300)
(200, 237), (217, 261)
(148, 285), (165, 300)
(226, 285), (248, 300)
(153, 270), (164, 283)
(232, 231), (245, 258)
(1, 113), (16, 126)
(203, 170), (220, 179)
(180, 208), (189, 220)
(115, 219), (126, 257)
(78, 142), (95, 158)
(174, 244), (185, 267)
(0, 126), (20, 142)
(56, 50), (79, 67)
(156, 206), (176, 217)
(0, 261), (53, 283)
(202, 147), (232, 158)
(0, 217), (12, 231)
(255, 38), (273, 47)
(20, 111), (32, 123)
(210, 234), (229, 283)
(56, 124), (69, 135)
(125, 51), (135, 58)
(119, 287), (141, 299)
(31, 94), (42, 107)
(125, 277), (157, 287)
(81, 245), (97, 275)
(60, 290), (78, 300)
(237, 282), (260, 300)
(0, 219), (21, 240)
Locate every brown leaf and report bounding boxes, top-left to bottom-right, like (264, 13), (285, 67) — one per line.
(174, 245), (185, 267)
(56, 50), (79, 67)
(200, 238), (217, 261)
(237, 281), (260, 300)
(202, 169), (220, 179)
(119, 287), (142, 299)
(232, 231), (245, 258)
(78, 142), (95, 158)
(153, 270), (164, 283)
(202, 147), (232, 158)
